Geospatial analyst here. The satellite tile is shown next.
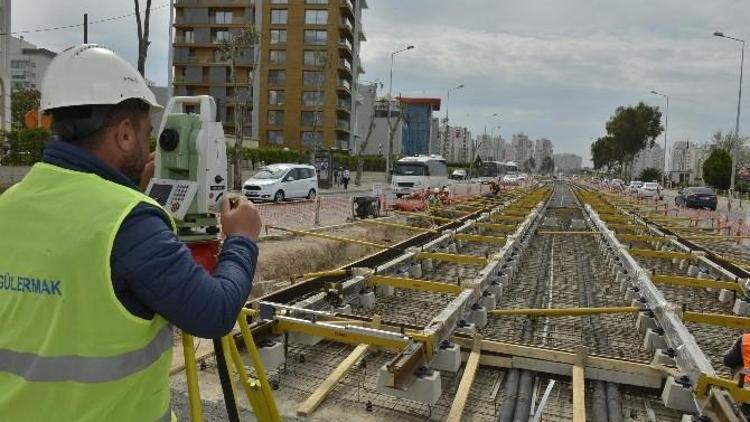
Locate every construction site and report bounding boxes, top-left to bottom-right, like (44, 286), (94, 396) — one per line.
(168, 181), (750, 422)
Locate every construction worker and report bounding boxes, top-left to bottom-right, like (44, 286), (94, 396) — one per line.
(0, 45), (262, 421)
(725, 334), (750, 416)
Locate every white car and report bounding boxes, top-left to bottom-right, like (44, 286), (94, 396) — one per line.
(638, 182), (662, 199)
(628, 180), (643, 193)
(502, 174), (518, 184)
(243, 164), (318, 202)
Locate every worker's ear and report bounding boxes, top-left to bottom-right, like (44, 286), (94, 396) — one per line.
(112, 117), (140, 154)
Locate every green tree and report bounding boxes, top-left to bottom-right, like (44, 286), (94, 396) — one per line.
(638, 167), (662, 182)
(540, 156), (555, 175)
(0, 128), (50, 165)
(11, 89), (41, 129)
(522, 156), (536, 173)
(593, 102), (663, 177)
(703, 148), (732, 190)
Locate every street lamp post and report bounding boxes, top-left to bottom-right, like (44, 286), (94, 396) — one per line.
(441, 84), (465, 161)
(714, 31), (745, 203)
(385, 45), (415, 183)
(650, 90), (669, 187)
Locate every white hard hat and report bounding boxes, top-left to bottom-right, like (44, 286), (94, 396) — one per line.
(41, 44), (162, 112)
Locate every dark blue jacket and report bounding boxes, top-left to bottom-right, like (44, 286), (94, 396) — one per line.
(42, 141), (257, 338)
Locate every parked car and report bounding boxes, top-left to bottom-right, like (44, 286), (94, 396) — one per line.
(450, 168), (468, 181)
(610, 179), (625, 190)
(628, 180), (644, 193)
(243, 163), (318, 202)
(675, 187), (717, 210)
(502, 174), (518, 184)
(638, 181), (662, 199)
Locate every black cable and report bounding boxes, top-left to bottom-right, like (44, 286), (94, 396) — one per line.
(213, 338), (240, 422)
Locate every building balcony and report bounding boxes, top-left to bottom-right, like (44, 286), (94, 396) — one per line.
(176, 0), (254, 7)
(338, 58), (352, 75)
(339, 18), (353, 36)
(340, 0), (354, 16)
(336, 78), (351, 92)
(338, 39), (353, 57)
(337, 98), (352, 111)
(336, 119), (351, 132)
(174, 17), (250, 27)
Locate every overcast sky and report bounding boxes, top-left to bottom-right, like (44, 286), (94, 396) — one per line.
(13, 0), (750, 164)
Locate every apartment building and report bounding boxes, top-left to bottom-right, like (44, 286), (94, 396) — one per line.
(553, 153), (582, 172)
(534, 138), (553, 168)
(510, 133), (534, 165)
(172, 0), (366, 150)
(9, 36), (56, 92)
(631, 144), (664, 178)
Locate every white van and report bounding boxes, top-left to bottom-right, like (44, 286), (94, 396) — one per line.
(243, 163), (318, 202)
(391, 155), (450, 198)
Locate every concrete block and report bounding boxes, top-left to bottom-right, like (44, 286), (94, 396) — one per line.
(652, 348), (676, 367)
(644, 328), (668, 353)
(678, 259), (688, 271)
(488, 281), (503, 298)
(733, 298), (750, 316)
(421, 259), (434, 273)
(661, 376), (698, 413)
(479, 292), (497, 311)
(632, 298), (648, 309)
(359, 291), (376, 310)
(620, 277), (631, 293)
(334, 304), (352, 314)
(258, 339), (286, 372)
(431, 343), (461, 372)
(447, 243), (458, 254)
(376, 365), (442, 405)
(455, 320), (477, 336)
(687, 265), (699, 277)
(637, 312), (658, 334)
(625, 287), (641, 301)
(719, 289), (734, 304)
(469, 305), (488, 328)
(410, 263), (423, 279)
(378, 284), (395, 297)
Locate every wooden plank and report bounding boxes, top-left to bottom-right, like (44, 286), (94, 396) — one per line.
(296, 316), (381, 416)
(446, 337), (482, 422)
(572, 347), (587, 422)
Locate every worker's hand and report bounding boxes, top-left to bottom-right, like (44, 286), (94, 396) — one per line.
(220, 196), (262, 242)
(139, 152), (156, 192)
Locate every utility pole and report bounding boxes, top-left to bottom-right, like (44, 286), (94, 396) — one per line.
(650, 90), (668, 187)
(441, 84), (464, 162)
(385, 45), (414, 183)
(84, 13), (88, 43)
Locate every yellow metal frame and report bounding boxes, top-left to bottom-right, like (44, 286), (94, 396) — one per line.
(360, 219), (436, 233)
(627, 248), (695, 261)
(368, 275), (464, 295)
(474, 222), (518, 231)
(272, 318), (411, 351)
(537, 231), (600, 235)
(394, 211), (455, 222)
(683, 311), (750, 330)
(651, 274), (742, 292)
(416, 251), (489, 266)
(616, 234), (666, 243)
(491, 306), (639, 317)
(696, 374), (750, 404)
(453, 233), (507, 245)
(269, 225), (389, 249)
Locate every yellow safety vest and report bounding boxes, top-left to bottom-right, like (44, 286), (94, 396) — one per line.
(0, 163), (176, 421)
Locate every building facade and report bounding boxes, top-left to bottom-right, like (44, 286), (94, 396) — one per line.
(353, 90), (403, 156)
(0, 0), (11, 129)
(8, 37), (56, 92)
(510, 133), (534, 166)
(398, 97), (440, 156)
(631, 144), (664, 179)
(553, 153), (582, 173)
(172, 0), (366, 150)
(669, 141), (711, 184)
(534, 138), (553, 169)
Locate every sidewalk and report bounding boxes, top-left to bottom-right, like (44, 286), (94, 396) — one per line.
(319, 171), (390, 195)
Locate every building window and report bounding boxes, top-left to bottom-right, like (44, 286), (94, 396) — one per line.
(271, 9), (288, 25)
(304, 30), (327, 45)
(215, 11), (233, 24)
(268, 110), (285, 125)
(271, 0), (288, 3)
(213, 49), (229, 63)
(183, 30), (194, 43)
(302, 91), (325, 106)
(270, 29), (287, 44)
(269, 50), (287, 65)
(214, 30), (230, 42)
(304, 10), (328, 25)
(268, 90), (286, 105)
(268, 69), (287, 85)
(268, 130), (284, 145)
(305, 0), (328, 3)
(301, 111), (324, 126)
(301, 131), (323, 147)
(303, 71), (325, 86)
(303, 50), (327, 66)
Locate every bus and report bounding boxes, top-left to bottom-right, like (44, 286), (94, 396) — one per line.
(478, 161), (506, 184)
(391, 155), (450, 198)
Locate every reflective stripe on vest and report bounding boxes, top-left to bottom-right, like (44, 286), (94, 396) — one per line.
(0, 324), (172, 383)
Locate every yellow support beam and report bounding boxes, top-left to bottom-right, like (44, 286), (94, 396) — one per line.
(416, 251), (489, 266)
(453, 233), (507, 245)
(537, 231), (600, 235)
(491, 306), (640, 317)
(683, 311), (750, 330)
(573, 347), (587, 422)
(359, 219), (437, 233)
(394, 211), (455, 222)
(683, 234), (750, 240)
(301, 269), (349, 279)
(696, 374), (750, 404)
(269, 226), (389, 249)
(273, 318), (410, 351)
(368, 275), (464, 295)
(474, 222), (518, 231)
(651, 274), (742, 292)
(446, 337), (482, 422)
(627, 248), (694, 261)
(616, 234), (666, 243)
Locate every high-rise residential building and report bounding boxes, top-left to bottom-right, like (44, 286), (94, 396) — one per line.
(669, 141), (711, 184)
(353, 94), (404, 157)
(8, 36), (56, 92)
(172, 0), (367, 150)
(631, 144), (664, 178)
(534, 138), (554, 169)
(553, 153), (582, 172)
(398, 97), (440, 156)
(0, 0), (11, 130)
(438, 125), (470, 162)
(474, 134), (502, 161)
(510, 133), (534, 165)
